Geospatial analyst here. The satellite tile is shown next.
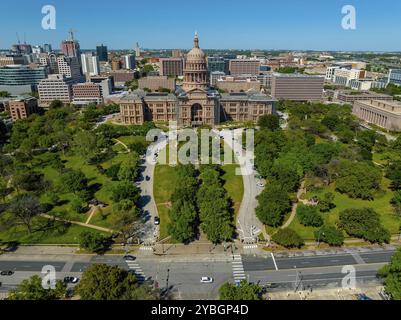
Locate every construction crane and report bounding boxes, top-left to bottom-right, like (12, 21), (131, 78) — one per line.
(68, 29), (78, 41)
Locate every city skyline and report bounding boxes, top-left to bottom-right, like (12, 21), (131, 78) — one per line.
(1, 0), (401, 51)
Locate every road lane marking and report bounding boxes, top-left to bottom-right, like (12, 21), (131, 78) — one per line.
(271, 253), (279, 271)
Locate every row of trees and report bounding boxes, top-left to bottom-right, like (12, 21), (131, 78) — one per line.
(167, 165), (235, 244)
(7, 264), (159, 300)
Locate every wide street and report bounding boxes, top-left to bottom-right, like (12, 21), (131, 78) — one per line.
(0, 245), (396, 298)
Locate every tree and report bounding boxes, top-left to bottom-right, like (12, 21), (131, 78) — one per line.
(0, 177), (9, 201)
(62, 169), (88, 194)
(49, 100), (64, 109)
(339, 208), (390, 244)
(8, 275), (66, 300)
(110, 182), (140, 203)
(335, 160), (381, 200)
(219, 280), (263, 300)
(78, 231), (110, 253)
(314, 225), (344, 246)
(378, 248), (401, 300)
(318, 192), (336, 212)
(9, 194), (42, 233)
(12, 171), (49, 194)
(258, 114), (280, 131)
(386, 161), (401, 190)
(168, 199), (197, 243)
(167, 165), (199, 243)
(117, 159), (139, 182)
(256, 183), (292, 227)
(76, 264), (158, 300)
(73, 131), (99, 160)
(272, 228), (304, 248)
(297, 204), (323, 227)
(197, 166), (234, 243)
(105, 163), (121, 181)
(391, 190), (401, 216)
(0, 91), (10, 97)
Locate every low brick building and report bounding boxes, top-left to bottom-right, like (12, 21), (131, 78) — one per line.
(9, 95), (38, 121)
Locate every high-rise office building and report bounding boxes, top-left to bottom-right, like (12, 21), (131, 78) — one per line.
(57, 56), (83, 82)
(96, 44), (108, 62)
(159, 58), (184, 77)
(229, 59), (261, 76)
(0, 65), (47, 95)
(207, 56), (226, 73)
(38, 74), (75, 106)
(43, 44), (52, 53)
(81, 53), (100, 76)
(123, 54), (136, 70)
(61, 30), (81, 58)
(271, 73), (324, 101)
(135, 43), (141, 58)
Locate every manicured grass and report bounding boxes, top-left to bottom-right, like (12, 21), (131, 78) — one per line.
(117, 135), (148, 146)
(0, 218), (108, 244)
(221, 164), (244, 218)
(153, 164), (179, 239)
(288, 177), (400, 240)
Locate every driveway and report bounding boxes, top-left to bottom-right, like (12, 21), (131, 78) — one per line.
(218, 128), (266, 243)
(136, 133), (168, 244)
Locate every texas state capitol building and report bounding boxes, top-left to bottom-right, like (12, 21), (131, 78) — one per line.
(113, 33), (276, 127)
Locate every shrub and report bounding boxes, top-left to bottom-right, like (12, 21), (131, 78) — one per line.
(314, 225), (344, 246)
(339, 208), (390, 244)
(297, 204), (323, 227)
(272, 228), (304, 248)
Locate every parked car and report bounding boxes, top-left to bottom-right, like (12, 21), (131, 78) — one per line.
(63, 276), (79, 284)
(200, 277), (214, 283)
(154, 217), (160, 225)
(0, 270), (14, 276)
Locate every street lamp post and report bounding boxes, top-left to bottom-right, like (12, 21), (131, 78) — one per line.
(317, 230), (325, 248)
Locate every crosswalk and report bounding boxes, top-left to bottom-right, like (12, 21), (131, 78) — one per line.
(139, 246), (154, 251)
(232, 254), (247, 282)
(126, 261), (146, 283)
(243, 244), (258, 250)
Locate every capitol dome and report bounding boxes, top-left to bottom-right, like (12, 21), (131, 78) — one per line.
(182, 32), (209, 92)
(186, 32), (206, 61)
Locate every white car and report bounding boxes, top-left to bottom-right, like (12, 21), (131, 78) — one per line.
(200, 277), (214, 284)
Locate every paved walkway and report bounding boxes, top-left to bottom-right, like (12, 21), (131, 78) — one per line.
(113, 138), (130, 152)
(40, 214), (115, 233)
(281, 181), (306, 229)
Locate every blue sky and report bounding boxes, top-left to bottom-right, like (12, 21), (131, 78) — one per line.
(1, 0), (400, 51)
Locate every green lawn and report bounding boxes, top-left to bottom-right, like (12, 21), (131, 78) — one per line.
(153, 164), (179, 239)
(0, 217), (108, 244)
(221, 164), (244, 218)
(288, 177), (400, 241)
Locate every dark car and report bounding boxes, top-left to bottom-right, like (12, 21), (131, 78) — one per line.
(123, 255), (136, 261)
(64, 276), (79, 284)
(154, 217), (160, 225)
(146, 176), (151, 181)
(0, 270), (14, 276)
